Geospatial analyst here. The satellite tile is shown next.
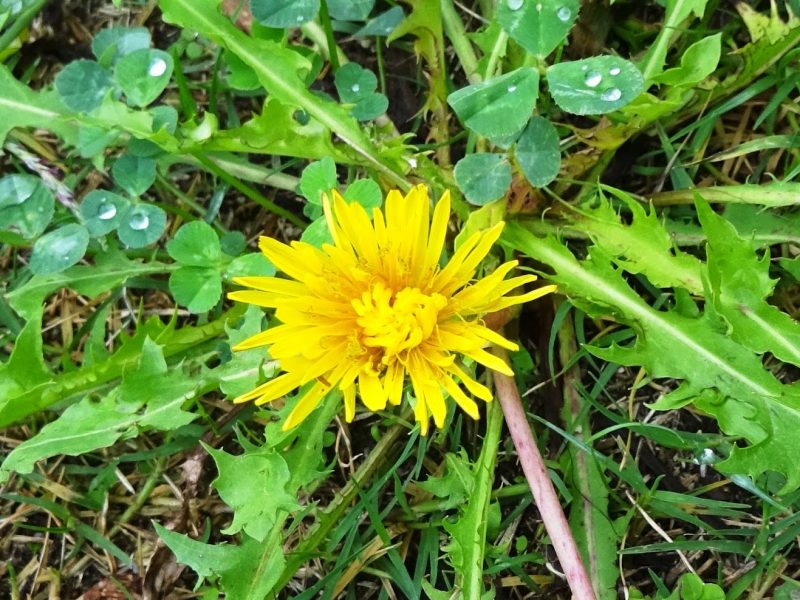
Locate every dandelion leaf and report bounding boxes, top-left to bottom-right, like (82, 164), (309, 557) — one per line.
(154, 525), (285, 600)
(0, 339), (197, 480)
(204, 443), (297, 542)
(697, 195), (800, 367)
(504, 223), (800, 493)
(571, 188), (705, 293)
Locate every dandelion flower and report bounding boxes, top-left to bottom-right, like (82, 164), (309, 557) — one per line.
(228, 185), (556, 434)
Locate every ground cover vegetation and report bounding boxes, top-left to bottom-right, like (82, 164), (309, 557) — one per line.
(2, 0), (800, 597)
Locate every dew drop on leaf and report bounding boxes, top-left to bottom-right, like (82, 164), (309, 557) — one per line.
(601, 87), (622, 101)
(351, 84), (360, 93)
(535, 2), (542, 11)
(556, 6), (572, 21)
(129, 212), (150, 230)
(609, 67), (621, 76)
(507, 85), (517, 92)
(148, 58), (167, 77)
(97, 202), (117, 220)
(584, 71), (602, 88)
(506, 0), (524, 10)
(296, 15), (304, 22)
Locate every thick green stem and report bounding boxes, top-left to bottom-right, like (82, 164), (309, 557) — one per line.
(441, 0), (481, 83)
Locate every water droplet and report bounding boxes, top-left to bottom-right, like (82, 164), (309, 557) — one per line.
(535, 2), (543, 11)
(296, 15), (304, 22)
(609, 67), (621, 76)
(506, 0), (524, 10)
(601, 87), (622, 102)
(351, 83), (360, 93)
(581, 65), (588, 71)
(584, 71), (602, 88)
(507, 85), (517, 92)
(129, 212), (149, 230)
(556, 6), (571, 21)
(148, 58), (167, 77)
(97, 202), (117, 220)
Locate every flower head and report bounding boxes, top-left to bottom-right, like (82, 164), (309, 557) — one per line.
(228, 185), (556, 433)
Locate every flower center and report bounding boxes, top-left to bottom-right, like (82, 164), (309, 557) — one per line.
(353, 282), (447, 362)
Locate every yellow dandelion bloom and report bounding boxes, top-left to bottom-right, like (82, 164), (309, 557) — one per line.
(228, 185), (556, 434)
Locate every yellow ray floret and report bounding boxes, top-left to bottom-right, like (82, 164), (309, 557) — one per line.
(227, 185), (556, 433)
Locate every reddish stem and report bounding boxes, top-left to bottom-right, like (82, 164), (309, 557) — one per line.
(492, 348), (597, 600)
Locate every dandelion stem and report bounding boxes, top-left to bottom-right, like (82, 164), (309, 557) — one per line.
(491, 346), (597, 600)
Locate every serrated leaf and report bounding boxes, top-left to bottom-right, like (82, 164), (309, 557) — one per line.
(504, 223), (800, 493)
(0, 65), (78, 146)
(29, 224), (90, 275)
(55, 60), (114, 112)
(0, 338), (197, 479)
(697, 195), (800, 367)
(115, 48), (174, 107)
(447, 67), (539, 143)
(169, 266), (223, 313)
(569, 187), (705, 294)
(250, 0), (320, 27)
(80, 190), (130, 236)
(167, 220), (222, 266)
(454, 153), (512, 205)
(547, 56), (644, 115)
(515, 116), (561, 187)
(155, 525), (285, 600)
(217, 305), (267, 398)
(160, 0), (407, 184)
(205, 443), (297, 541)
(496, 0), (579, 57)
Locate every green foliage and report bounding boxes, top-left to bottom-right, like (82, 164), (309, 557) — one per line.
(155, 524), (286, 600)
(116, 203), (167, 247)
(204, 442), (297, 540)
(0, 174), (55, 239)
(114, 48), (173, 107)
(454, 153), (512, 205)
(80, 190), (130, 236)
(547, 56), (644, 115)
(334, 62), (388, 121)
(447, 67), (539, 144)
(250, 0), (320, 28)
(496, 0), (579, 58)
(3, 1), (800, 597)
(504, 217), (800, 493)
(55, 59), (114, 112)
(29, 224), (90, 274)
(514, 116), (561, 187)
(0, 338), (197, 480)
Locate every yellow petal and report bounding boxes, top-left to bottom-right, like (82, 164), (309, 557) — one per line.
(359, 371), (388, 411)
(282, 381), (329, 430)
(234, 371), (303, 404)
(343, 384), (356, 422)
(441, 375), (480, 420)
